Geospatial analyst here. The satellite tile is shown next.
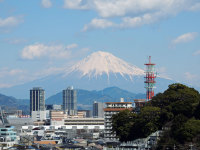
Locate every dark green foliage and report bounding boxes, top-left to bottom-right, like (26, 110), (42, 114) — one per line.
(112, 109), (137, 142)
(175, 119), (200, 143)
(194, 102), (200, 119)
(111, 83), (200, 148)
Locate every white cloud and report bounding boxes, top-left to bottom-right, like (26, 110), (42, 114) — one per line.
(157, 67), (172, 80)
(63, 0), (89, 9)
(120, 12), (164, 28)
(83, 18), (115, 31)
(63, 0), (200, 30)
(184, 72), (199, 81)
(82, 12), (165, 31)
(21, 43), (79, 60)
(188, 2), (200, 11)
(5, 38), (27, 44)
(193, 50), (200, 56)
(172, 32), (198, 45)
(66, 43), (78, 49)
(0, 68), (25, 78)
(0, 16), (23, 28)
(0, 84), (13, 88)
(41, 0), (52, 8)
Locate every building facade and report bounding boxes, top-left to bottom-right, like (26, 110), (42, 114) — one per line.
(104, 100), (133, 139)
(30, 87), (46, 121)
(0, 126), (19, 149)
(93, 101), (104, 118)
(63, 86), (77, 115)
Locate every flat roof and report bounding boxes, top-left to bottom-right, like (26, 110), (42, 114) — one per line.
(104, 108), (133, 112)
(105, 102), (132, 104)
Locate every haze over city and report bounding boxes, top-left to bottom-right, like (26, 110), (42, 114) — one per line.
(0, 0), (200, 95)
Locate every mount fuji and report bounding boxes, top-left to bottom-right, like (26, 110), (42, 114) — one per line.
(0, 51), (174, 98)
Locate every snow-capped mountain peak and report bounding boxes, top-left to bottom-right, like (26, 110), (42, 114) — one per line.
(65, 51), (145, 79)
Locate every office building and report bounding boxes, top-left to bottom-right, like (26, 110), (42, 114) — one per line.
(104, 99), (133, 139)
(30, 87), (46, 121)
(93, 101), (104, 118)
(63, 86), (77, 115)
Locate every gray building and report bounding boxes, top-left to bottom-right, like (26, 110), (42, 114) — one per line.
(30, 87), (46, 121)
(63, 86), (77, 115)
(93, 101), (104, 118)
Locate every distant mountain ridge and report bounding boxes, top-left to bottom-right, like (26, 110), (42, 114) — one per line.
(0, 93), (29, 114)
(46, 86), (146, 109)
(0, 51), (174, 98)
(0, 87), (146, 112)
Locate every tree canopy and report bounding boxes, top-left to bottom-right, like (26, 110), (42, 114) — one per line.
(111, 83), (200, 149)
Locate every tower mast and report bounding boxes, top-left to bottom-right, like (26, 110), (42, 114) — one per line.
(144, 56), (156, 101)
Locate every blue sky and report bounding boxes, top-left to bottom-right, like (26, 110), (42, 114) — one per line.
(0, 0), (200, 90)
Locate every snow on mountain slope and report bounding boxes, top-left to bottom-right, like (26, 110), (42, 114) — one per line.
(64, 51), (145, 79)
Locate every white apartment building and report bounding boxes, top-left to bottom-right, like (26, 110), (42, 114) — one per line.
(104, 99), (133, 139)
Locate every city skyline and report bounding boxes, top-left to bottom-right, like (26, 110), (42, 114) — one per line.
(0, 0), (200, 92)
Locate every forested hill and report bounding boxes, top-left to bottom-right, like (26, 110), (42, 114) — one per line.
(112, 83), (200, 150)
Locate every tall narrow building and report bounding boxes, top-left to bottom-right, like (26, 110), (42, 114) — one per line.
(93, 101), (104, 118)
(30, 87), (46, 121)
(63, 86), (77, 115)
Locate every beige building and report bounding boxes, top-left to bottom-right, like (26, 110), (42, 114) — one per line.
(50, 110), (68, 126)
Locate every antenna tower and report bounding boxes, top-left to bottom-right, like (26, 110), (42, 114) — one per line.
(145, 56), (156, 101)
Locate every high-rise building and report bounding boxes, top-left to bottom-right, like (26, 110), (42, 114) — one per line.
(63, 86), (77, 115)
(30, 87), (46, 121)
(93, 101), (104, 118)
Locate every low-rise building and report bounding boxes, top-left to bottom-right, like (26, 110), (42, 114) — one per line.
(50, 110), (68, 126)
(64, 118), (104, 129)
(0, 126), (19, 149)
(134, 99), (147, 113)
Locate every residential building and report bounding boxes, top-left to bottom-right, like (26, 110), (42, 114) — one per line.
(30, 87), (46, 121)
(93, 101), (104, 118)
(46, 104), (62, 119)
(104, 99), (133, 139)
(0, 126), (19, 149)
(50, 110), (68, 126)
(63, 86), (77, 115)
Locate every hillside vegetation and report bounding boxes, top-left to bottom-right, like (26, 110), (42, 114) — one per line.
(112, 83), (200, 149)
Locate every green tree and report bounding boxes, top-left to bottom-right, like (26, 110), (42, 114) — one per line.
(111, 83), (200, 146)
(111, 109), (137, 142)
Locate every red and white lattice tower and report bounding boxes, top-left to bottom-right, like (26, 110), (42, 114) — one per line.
(144, 56), (156, 101)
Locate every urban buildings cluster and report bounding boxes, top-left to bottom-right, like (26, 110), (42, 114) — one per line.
(0, 56), (158, 149)
(0, 85), (145, 149)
